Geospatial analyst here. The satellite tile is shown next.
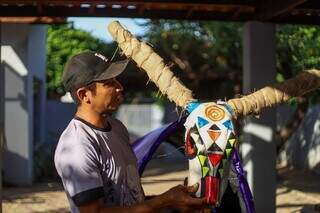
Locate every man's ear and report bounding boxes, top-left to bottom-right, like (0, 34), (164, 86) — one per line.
(76, 88), (91, 104)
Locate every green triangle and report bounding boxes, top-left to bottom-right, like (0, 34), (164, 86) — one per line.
(219, 168), (224, 177)
(228, 138), (236, 146)
(202, 167), (209, 177)
(198, 155), (207, 166)
(226, 148), (232, 158)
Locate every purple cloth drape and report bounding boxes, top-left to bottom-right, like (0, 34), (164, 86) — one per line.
(132, 118), (185, 175)
(232, 149), (255, 213)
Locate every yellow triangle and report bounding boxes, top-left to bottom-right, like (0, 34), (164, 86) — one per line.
(228, 139), (236, 146)
(219, 169), (224, 177)
(198, 155), (207, 166)
(202, 167), (209, 177)
(226, 148), (232, 158)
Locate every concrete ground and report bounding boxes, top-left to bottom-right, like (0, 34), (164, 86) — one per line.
(3, 143), (320, 213)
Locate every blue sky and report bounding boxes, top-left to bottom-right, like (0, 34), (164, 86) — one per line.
(67, 17), (148, 42)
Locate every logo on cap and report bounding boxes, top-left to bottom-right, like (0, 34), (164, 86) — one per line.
(94, 53), (109, 63)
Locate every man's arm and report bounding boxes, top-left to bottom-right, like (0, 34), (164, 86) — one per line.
(79, 184), (205, 213)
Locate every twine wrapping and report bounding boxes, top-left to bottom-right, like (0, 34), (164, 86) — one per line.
(108, 21), (320, 117)
(108, 21), (195, 107)
(228, 69), (320, 118)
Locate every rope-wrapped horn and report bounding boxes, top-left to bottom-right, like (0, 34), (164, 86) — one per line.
(108, 21), (195, 107)
(227, 69), (320, 118)
(108, 21), (320, 117)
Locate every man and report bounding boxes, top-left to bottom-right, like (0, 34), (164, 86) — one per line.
(54, 51), (205, 213)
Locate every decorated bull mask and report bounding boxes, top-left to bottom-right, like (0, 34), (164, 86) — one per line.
(108, 20), (320, 208)
(184, 101), (236, 205)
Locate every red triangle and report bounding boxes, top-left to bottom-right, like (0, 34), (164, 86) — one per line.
(208, 153), (223, 167)
(207, 130), (221, 142)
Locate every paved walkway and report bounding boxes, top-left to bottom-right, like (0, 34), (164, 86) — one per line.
(3, 148), (320, 212)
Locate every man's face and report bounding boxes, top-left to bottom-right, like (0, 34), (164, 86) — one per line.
(90, 78), (124, 113)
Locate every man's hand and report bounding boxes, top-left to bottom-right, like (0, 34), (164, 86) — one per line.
(79, 184), (205, 213)
(161, 184), (206, 212)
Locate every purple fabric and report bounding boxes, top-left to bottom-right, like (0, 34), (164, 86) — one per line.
(132, 118), (185, 175)
(232, 149), (255, 213)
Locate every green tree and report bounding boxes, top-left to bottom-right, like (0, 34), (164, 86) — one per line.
(143, 20), (243, 101)
(275, 25), (320, 150)
(277, 25), (320, 79)
(143, 21), (320, 101)
(276, 25), (320, 104)
(46, 24), (117, 98)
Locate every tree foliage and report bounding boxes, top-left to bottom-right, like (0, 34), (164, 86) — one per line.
(143, 20), (243, 101)
(276, 24), (320, 104)
(142, 20), (320, 103)
(46, 21), (320, 104)
(277, 25), (320, 77)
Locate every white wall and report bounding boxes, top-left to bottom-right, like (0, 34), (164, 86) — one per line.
(116, 104), (164, 138)
(281, 105), (320, 175)
(46, 101), (164, 144)
(1, 24), (47, 185)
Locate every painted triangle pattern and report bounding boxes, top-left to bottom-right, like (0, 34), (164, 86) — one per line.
(208, 143), (223, 152)
(226, 141), (232, 149)
(225, 148), (232, 158)
(229, 132), (235, 139)
(198, 116), (209, 128)
(209, 124), (220, 131)
(198, 155), (207, 166)
(186, 102), (200, 113)
(222, 104), (234, 116)
(202, 166), (209, 177)
(222, 120), (233, 130)
(228, 138), (236, 147)
(208, 153), (223, 167)
(190, 125), (198, 132)
(207, 130), (221, 142)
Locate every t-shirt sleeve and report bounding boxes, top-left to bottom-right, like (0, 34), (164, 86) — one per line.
(55, 134), (104, 206)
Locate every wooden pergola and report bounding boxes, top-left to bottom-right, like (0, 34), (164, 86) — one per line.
(0, 0), (319, 24)
(1, 1), (319, 213)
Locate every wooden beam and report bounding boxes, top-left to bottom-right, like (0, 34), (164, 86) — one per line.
(256, 0), (307, 21)
(0, 0), (250, 5)
(0, 17), (66, 24)
(0, 0), (319, 25)
(275, 13), (320, 25)
(0, 6), (252, 21)
(0, 1), (255, 13)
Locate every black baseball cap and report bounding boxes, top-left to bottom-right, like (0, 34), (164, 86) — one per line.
(62, 50), (129, 92)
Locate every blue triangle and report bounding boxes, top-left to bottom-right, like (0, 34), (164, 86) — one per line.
(223, 120), (233, 130)
(186, 102), (200, 113)
(222, 104), (234, 116)
(197, 116), (209, 128)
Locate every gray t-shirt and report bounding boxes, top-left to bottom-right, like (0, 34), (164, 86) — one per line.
(54, 116), (145, 213)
